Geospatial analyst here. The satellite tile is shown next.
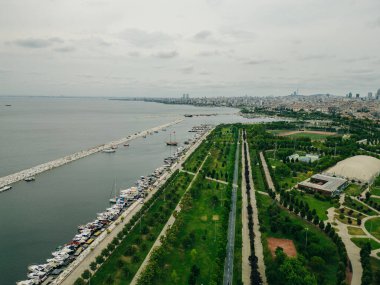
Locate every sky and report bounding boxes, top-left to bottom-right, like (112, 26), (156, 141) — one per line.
(1, 0), (380, 97)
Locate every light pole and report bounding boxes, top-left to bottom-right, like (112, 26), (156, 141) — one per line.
(305, 227), (309, 250)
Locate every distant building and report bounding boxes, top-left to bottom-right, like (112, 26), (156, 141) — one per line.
(376, 89), (380, 100)
(287, 153), (319, 163)
(297, 174), (348, 197)
(368, 92), (373, 100)
(356, 93), (360, 99)
(348, 92), (353, 98)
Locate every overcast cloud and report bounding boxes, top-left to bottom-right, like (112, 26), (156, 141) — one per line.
(0, 0), (379, 97)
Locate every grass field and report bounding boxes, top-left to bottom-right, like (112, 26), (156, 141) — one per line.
(286, 132), (332, 140)
(345, 184), (364, 196)
(351, 237), (380, 250)
(347, 226), (365, 236)
(297, 193), (332, 220)
(144, 178), (230, 285)
(256, 194), (339, 285)
(267, 156), (311, 189)
(365, 218), (380, 240)
(371, 186), (380, 196)
(370, 257), (380, 282)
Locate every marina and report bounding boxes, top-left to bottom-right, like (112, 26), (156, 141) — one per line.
(0, 97), (275, 285)
(16, 125), (212, 285)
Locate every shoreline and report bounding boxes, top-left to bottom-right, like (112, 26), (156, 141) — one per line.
(55, 126), (212, 285)
(0, 118), (183, 189)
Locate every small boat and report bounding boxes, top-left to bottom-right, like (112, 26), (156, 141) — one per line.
(123, 143), (129, 147)
(24, 177), (35, 182)
(102, 149), (116, 153)
(0, 185), (12, 192)
(109, 178), (118, 203)
(154, 130), (159, 133)
(111, 145), (118, 150)
(166, 132), (178, 146)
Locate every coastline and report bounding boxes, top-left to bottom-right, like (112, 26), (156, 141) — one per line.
(0, 118), (183, 189)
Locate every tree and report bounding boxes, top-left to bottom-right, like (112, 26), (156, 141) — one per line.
(81, 269), (92, 280)
(309, 256), (326, 273)
(188, 265), (200, 285)
(171, 270), (179, 284)
(90, 262), (97, 271)
(96, 255), (104, 265)
(279, 258), (317, 285)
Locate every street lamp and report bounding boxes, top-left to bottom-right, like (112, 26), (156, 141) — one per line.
(305, 227), (309, 249)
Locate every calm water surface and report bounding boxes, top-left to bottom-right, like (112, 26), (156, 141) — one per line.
(0, 97), (274, 284)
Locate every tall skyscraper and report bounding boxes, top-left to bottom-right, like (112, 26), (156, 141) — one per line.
(368, 92), (373, 100)
(376, 89), (380, 100)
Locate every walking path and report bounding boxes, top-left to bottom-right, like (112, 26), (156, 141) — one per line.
(259, 152), (275, 192)
(241, 138), (251, 285)
(0, 119), (183, 189)
(245, 136), (267, 285)
(223, 134), (240, 285)
(57, 126), (210, 285)
(327, 208), (362, 285)
(130, 152), (211, 285)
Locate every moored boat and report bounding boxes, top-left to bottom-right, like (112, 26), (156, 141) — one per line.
(24, 177), (35, 182)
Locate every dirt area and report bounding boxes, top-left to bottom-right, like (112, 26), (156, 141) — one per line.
(212, 215), (220, 221)
(268, 237), (297, 257)
(278, 130), (336, 136)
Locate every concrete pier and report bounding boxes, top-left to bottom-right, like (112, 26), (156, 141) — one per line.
(0, 119), (183, 189)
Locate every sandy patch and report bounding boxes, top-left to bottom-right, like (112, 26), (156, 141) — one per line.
(268, 237), (297, 257)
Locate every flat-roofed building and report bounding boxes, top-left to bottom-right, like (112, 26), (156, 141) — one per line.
(298, 174), (348, 197)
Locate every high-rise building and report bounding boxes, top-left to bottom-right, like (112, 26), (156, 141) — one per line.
(368, 92), (373, 100)
(376, 89), (380, 100)
(356, 93), (360, 98)
(348, 92), (353, 98)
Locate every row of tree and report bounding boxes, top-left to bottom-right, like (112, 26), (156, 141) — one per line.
(243, 130), (263, 285)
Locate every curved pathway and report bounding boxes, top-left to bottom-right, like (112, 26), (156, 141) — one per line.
(327, 208), (362, 285)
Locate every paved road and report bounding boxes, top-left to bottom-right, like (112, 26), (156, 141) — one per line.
(223, 135), (240, 285)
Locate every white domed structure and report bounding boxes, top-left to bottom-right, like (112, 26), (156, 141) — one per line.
(325, 155), (380, 183)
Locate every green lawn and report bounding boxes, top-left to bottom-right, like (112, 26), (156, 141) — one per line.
(365, 218), (380, 240)
(371, 186), (380, 196)
(351, 237), (380, 250)
(345, 184), (364, 196)
(297, 193), (333, 220)
(267, 157), (311, 189)
(286, 132), (332, 140)
(370, 257), (380, 282)
(142, 178), (230, 285)
(256, 194), (340, 285)
(347, 226), (365, 236)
